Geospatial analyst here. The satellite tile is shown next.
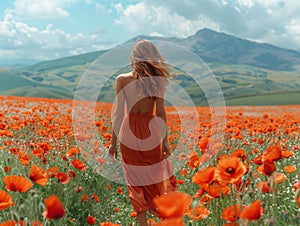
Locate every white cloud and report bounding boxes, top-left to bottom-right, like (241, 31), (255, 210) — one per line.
(236, 0), (255, 8)
(116, 2), (219, 38)
(114, 3), (123, 13)
(286, 18), (300, 35)
(2, 0), (300, 62)
(116, 0), (300, 50)
(0, 12), (112, 60)
(12, 0), (76, 19)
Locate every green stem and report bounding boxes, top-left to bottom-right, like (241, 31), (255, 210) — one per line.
(270, 173), (277, 221)
(229, 184), (239, 222)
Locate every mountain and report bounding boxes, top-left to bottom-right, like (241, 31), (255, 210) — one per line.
(189, 28), (300, 71)
(0, 28), (300, 106)
(130, 28), (300, 71)
(21, 28), (300, 73)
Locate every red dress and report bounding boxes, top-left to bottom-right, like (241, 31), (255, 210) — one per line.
(119, 111), (177, 214)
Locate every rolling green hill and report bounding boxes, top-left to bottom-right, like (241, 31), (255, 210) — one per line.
(0, 71), (40, 91)
(24, 50), (106, 72)
(0, 28), (300, 105)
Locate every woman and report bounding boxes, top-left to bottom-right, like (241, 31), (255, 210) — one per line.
(108, 40), (177, 225)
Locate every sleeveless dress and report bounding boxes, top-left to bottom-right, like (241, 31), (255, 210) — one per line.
(119, 111), (177, 214)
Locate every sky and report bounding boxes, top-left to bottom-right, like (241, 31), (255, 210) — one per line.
(1, 0), (300, 63)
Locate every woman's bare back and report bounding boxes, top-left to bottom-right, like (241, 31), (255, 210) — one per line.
(118, 72), (155, 114)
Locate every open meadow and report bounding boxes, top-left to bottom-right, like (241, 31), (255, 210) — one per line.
(0, 95), (300, 225)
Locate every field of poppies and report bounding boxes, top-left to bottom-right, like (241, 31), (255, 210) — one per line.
(0, 95), (300, 226)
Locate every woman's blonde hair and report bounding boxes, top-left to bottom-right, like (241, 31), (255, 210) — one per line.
(130, 40), (169, 97)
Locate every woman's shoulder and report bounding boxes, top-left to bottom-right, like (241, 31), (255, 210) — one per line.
(116, 72), (135, 85)
(116, 72), (134, 79)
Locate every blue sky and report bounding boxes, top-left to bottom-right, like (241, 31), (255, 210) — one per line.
(1, 0), (300, 62)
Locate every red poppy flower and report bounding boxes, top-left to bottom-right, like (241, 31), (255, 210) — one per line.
(56, 172), (70, 184)
(176, 179), (185, 185)
(192, 166), (215, 185)
(295, 189), (300, 207)
(198, 137), (209, 153)
(215, 156), (248, 184)
(0, 220), (20, 226)
(81, 194), (89, 202)
(284, 165), (297, 173)
(252, 154), (263, 165)
(296, 196), (300, 208)
(130, 212), (137, 217)
(61, 154), (68, 162)
(293, 145), (298, 151)
(9, 147), (19, 155)
(71, 159), (87, 171)
(114, 207), (120, 212)
(281, 150), (294, 158)
(231, 148), (246, 162)
(193, 188), (204, 199)
(207, 182), (230, 198)
(294, 181), (300, 191)
(153, 191), (192, 218)
(66, 147), (79, 158)
(199, 194), (212, 206)
(31, 147), (44, 157)
(37, 142), (52, 152)
(47, 166), (58, 178)
(18, 153), (31, 166)
(240, 200), (263, 220)
(223, 223), (239, 226)
(263, 145), (282, 162)
(0, 220), (43, 226)
(187, 151), (201, 169)
(76, 186), (84, 193)
(100, 223), (121, 226)
(148, 218), (156, 225)
(3, 175), (33, 192)
(221, 204), (244, 221)
(0, 190), (14, 210)
(274, 173), (286, 184)
(187, 205), (210, 220)
(92, 193), (99, 202)
(257, 138), (264, 145)
(29, 164), (48, 186)
(117, 187), (123, 195)
(256, 160), (276, 176)
(87, 214), (96, 225)
(4, 166), (10, 173)
(256, 181), (273, 193)
(68, 170), (76, 178)
(31, 221), (43, 226)
(43, 194), (65, 220)
(153, 217), (184, 226)
(179, 168), (188, 177)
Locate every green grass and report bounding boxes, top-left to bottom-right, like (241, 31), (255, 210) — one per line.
(24, 50), (106, 72)
(0, 72), (39, 91)
(1, 86), (74, 99)
(225, 92), (300, 106)
(1, 53), (300, 106)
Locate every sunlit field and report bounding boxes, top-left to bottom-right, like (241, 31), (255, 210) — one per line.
(0, 95), (300, 225)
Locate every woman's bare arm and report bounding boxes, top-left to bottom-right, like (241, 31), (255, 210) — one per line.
(155, 97), (167, 137)
(155, 96), (170, 158)
(109, 75), (125, 158)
